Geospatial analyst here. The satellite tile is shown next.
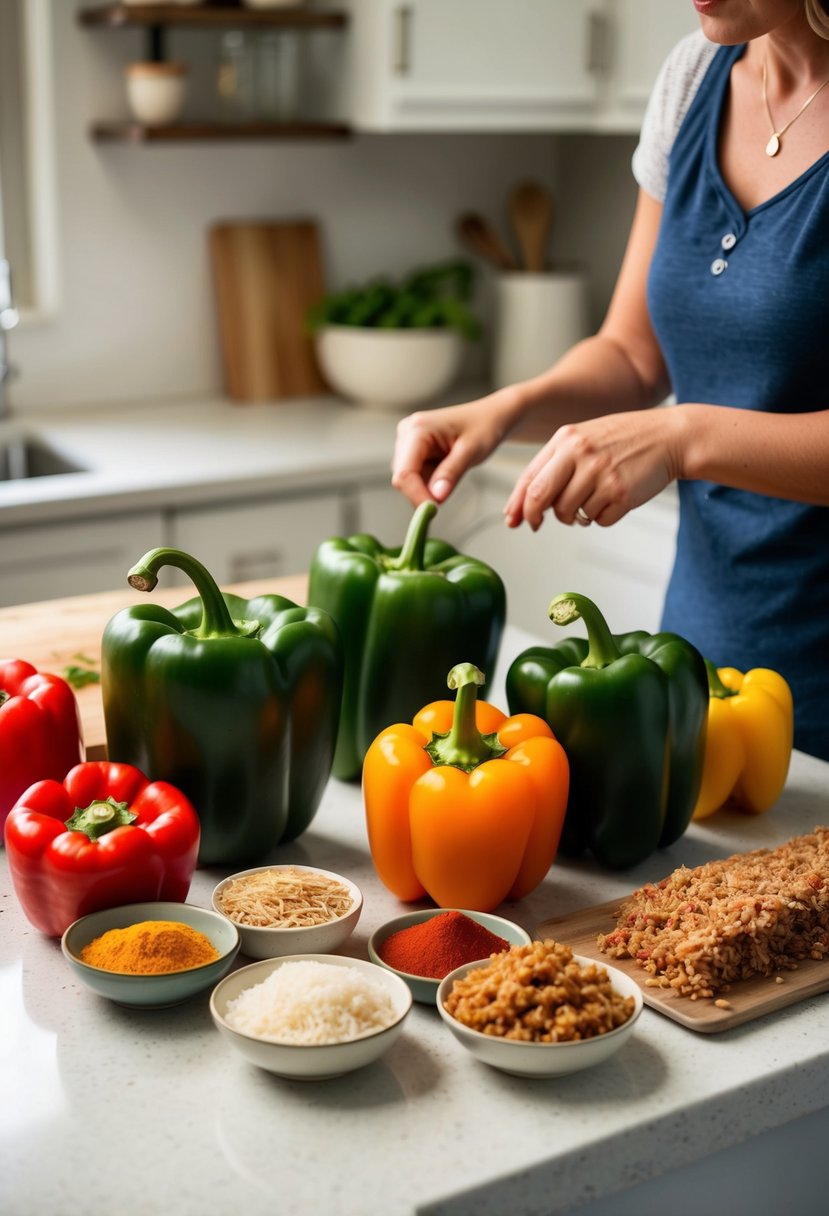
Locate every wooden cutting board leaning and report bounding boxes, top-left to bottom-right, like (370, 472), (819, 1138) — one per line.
(537, 899), (829, 1033)
(210, 219), (328, 401)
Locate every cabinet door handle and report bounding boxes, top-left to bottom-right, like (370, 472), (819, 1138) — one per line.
(393, 5), (413, 75)
(586, 11), (611, 75)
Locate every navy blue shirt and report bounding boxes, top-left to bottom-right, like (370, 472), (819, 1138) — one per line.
(648, 43), (829, 759)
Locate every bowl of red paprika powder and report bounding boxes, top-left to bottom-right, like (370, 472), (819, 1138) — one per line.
(368, 908), (531, 1004)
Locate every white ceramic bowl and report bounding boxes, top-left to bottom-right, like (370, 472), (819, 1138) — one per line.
(436, 953), (643, 1077)
(62, 901), (240, 1009)
(211, 865), (362, 960)
(368, 908), (531, 1004)
(210, 954), (413, 1079)
(314, 327), (464, 411)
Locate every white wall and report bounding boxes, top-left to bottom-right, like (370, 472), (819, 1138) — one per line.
(7, 2), (639, 413)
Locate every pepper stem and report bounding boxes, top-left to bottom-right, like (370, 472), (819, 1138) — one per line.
(705, 659), (737, 699)
(387, 502), (437, 573)
(425, 663), (507, 772)
(0, 690), (8, 706)
(548, 592), (621, 669)
(65, 797), (138, 841)
(127, 547), (260, 640)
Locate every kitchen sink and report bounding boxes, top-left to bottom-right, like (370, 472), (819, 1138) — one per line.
(0, 435), (87, 481)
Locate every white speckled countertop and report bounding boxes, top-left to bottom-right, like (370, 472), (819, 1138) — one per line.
(1, 625), (827, 1216)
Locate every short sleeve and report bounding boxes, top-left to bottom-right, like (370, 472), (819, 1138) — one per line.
(632, 31), (719, 203)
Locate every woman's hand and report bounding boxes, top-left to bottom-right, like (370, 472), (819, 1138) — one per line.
(392, 391), (520, 506)
(504, 406), (684, 530)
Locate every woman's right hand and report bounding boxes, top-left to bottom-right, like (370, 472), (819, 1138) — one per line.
(391, 390), (518, 506)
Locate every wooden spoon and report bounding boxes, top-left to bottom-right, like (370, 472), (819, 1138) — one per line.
(455, 211), (517, 272)
(508, 180), (554, 273)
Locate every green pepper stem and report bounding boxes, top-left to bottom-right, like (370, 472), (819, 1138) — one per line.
(705, 658), (737, 699)
(65, 797), (137, 841)
(548, 592), (621, 670)
(388, 502), (437, 573)
(127, 548), (260, 640)
(425, 662), (507, 773)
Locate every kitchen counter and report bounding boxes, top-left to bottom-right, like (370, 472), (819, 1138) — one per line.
(2, 587), (828, 1216)
(0, 396), (404, 527)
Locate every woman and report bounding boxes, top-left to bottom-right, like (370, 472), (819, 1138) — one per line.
(391, 0), (829, 760)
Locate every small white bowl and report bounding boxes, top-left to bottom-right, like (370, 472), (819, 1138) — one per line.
(62, 902), (240, 1009)
(211, 865), (362, 960)
(436, 953), (643, 1077)
(210, 954), (412, 1079)
(368, 908), (531, 1004)
(314, 327), (464, 411)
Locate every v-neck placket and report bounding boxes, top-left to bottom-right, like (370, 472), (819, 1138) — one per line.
(703, 42), (829, 279)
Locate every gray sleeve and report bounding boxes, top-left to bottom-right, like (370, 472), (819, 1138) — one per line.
(632, 31), (719, 202)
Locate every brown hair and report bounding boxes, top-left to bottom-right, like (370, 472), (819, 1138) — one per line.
(805, 0), (829, 38)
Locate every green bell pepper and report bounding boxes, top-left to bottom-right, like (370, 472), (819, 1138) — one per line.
(505, 591), (707, 869)
(102, 548), (343, 865)
(307, 501), (506, 781)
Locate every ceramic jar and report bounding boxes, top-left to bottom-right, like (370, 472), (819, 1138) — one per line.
(125, 62), (188, 126)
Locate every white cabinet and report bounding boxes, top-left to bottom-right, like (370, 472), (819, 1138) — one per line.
(169, 492), (346, 586)
(601, 0), (698, 130)
(349, 473), (678, 635)
(452, 472), (678, 635)
(0, 511), (165, 607)
(318, 0), (697, 133)
(355, 480), (480, 547)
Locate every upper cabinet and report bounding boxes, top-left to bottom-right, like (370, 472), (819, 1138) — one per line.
(312, 0), (698, 133)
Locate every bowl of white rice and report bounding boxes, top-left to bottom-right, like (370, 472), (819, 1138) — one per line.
(210, 954), (413, 1079)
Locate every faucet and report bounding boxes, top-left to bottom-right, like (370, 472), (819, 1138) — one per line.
(0, 259), (19, 423)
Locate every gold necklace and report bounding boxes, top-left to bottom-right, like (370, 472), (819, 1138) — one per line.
(762, 58), (829, 157)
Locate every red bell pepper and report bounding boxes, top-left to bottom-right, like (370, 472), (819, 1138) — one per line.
(4, 761), (201, 937)
(0, 659), (85, 832)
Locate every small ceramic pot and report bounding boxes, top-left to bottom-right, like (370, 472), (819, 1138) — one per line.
(126, 62), (188, 126)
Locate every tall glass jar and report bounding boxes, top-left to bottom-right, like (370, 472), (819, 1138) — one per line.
(216, 31), (255, 121)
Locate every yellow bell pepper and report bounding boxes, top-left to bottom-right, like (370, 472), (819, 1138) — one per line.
(692, 663), (793, 820)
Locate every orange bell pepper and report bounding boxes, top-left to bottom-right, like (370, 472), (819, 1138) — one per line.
(363, 662), (569, 912)
(692, 663), (794, 820)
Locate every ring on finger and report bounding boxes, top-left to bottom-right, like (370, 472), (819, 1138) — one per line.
(574, 507), (592, 527)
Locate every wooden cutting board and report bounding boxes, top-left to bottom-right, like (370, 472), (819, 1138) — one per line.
(210, 219), (328, 401)
(537, 899), (829, 1033)
(0, 574), (308, 762)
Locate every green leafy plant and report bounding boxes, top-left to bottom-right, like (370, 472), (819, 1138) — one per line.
(306, 260), (481, 339)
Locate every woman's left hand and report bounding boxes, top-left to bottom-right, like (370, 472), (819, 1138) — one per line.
(503, 406), (684, 529)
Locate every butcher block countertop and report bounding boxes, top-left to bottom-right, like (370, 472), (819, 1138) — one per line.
(2, 583), (829, 1216)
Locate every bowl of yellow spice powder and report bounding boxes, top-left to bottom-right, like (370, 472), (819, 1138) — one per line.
(62, 901), (241, 1008)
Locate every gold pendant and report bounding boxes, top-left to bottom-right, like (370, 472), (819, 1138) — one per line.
(765, 133), (780, 157)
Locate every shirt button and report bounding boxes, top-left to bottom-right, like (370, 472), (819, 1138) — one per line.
(721, 232), (737, 250)
(711, 258), (728, 276)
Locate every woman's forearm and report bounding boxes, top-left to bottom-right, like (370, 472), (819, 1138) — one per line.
(677, 404), (829, 505)
(503, 331), (671, 445)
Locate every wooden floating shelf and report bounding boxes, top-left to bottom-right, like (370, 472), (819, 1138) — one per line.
(79, 5), (348, 31)
(90, 119), (351, 142)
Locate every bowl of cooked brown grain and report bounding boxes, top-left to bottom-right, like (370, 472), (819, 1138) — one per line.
(211, 864), (363, 959)
(436, 939), (643, 1077)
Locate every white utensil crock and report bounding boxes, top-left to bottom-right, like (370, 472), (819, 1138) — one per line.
(492, 271), (588, 389)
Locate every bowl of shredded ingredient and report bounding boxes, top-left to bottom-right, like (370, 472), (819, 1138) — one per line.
(436, 939), (642, 1077)
(368, 908), (531, 1003)
(211, 865), (362, 959)
(61, 901), (240, 1008)
(210, 954), (413, 1078)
